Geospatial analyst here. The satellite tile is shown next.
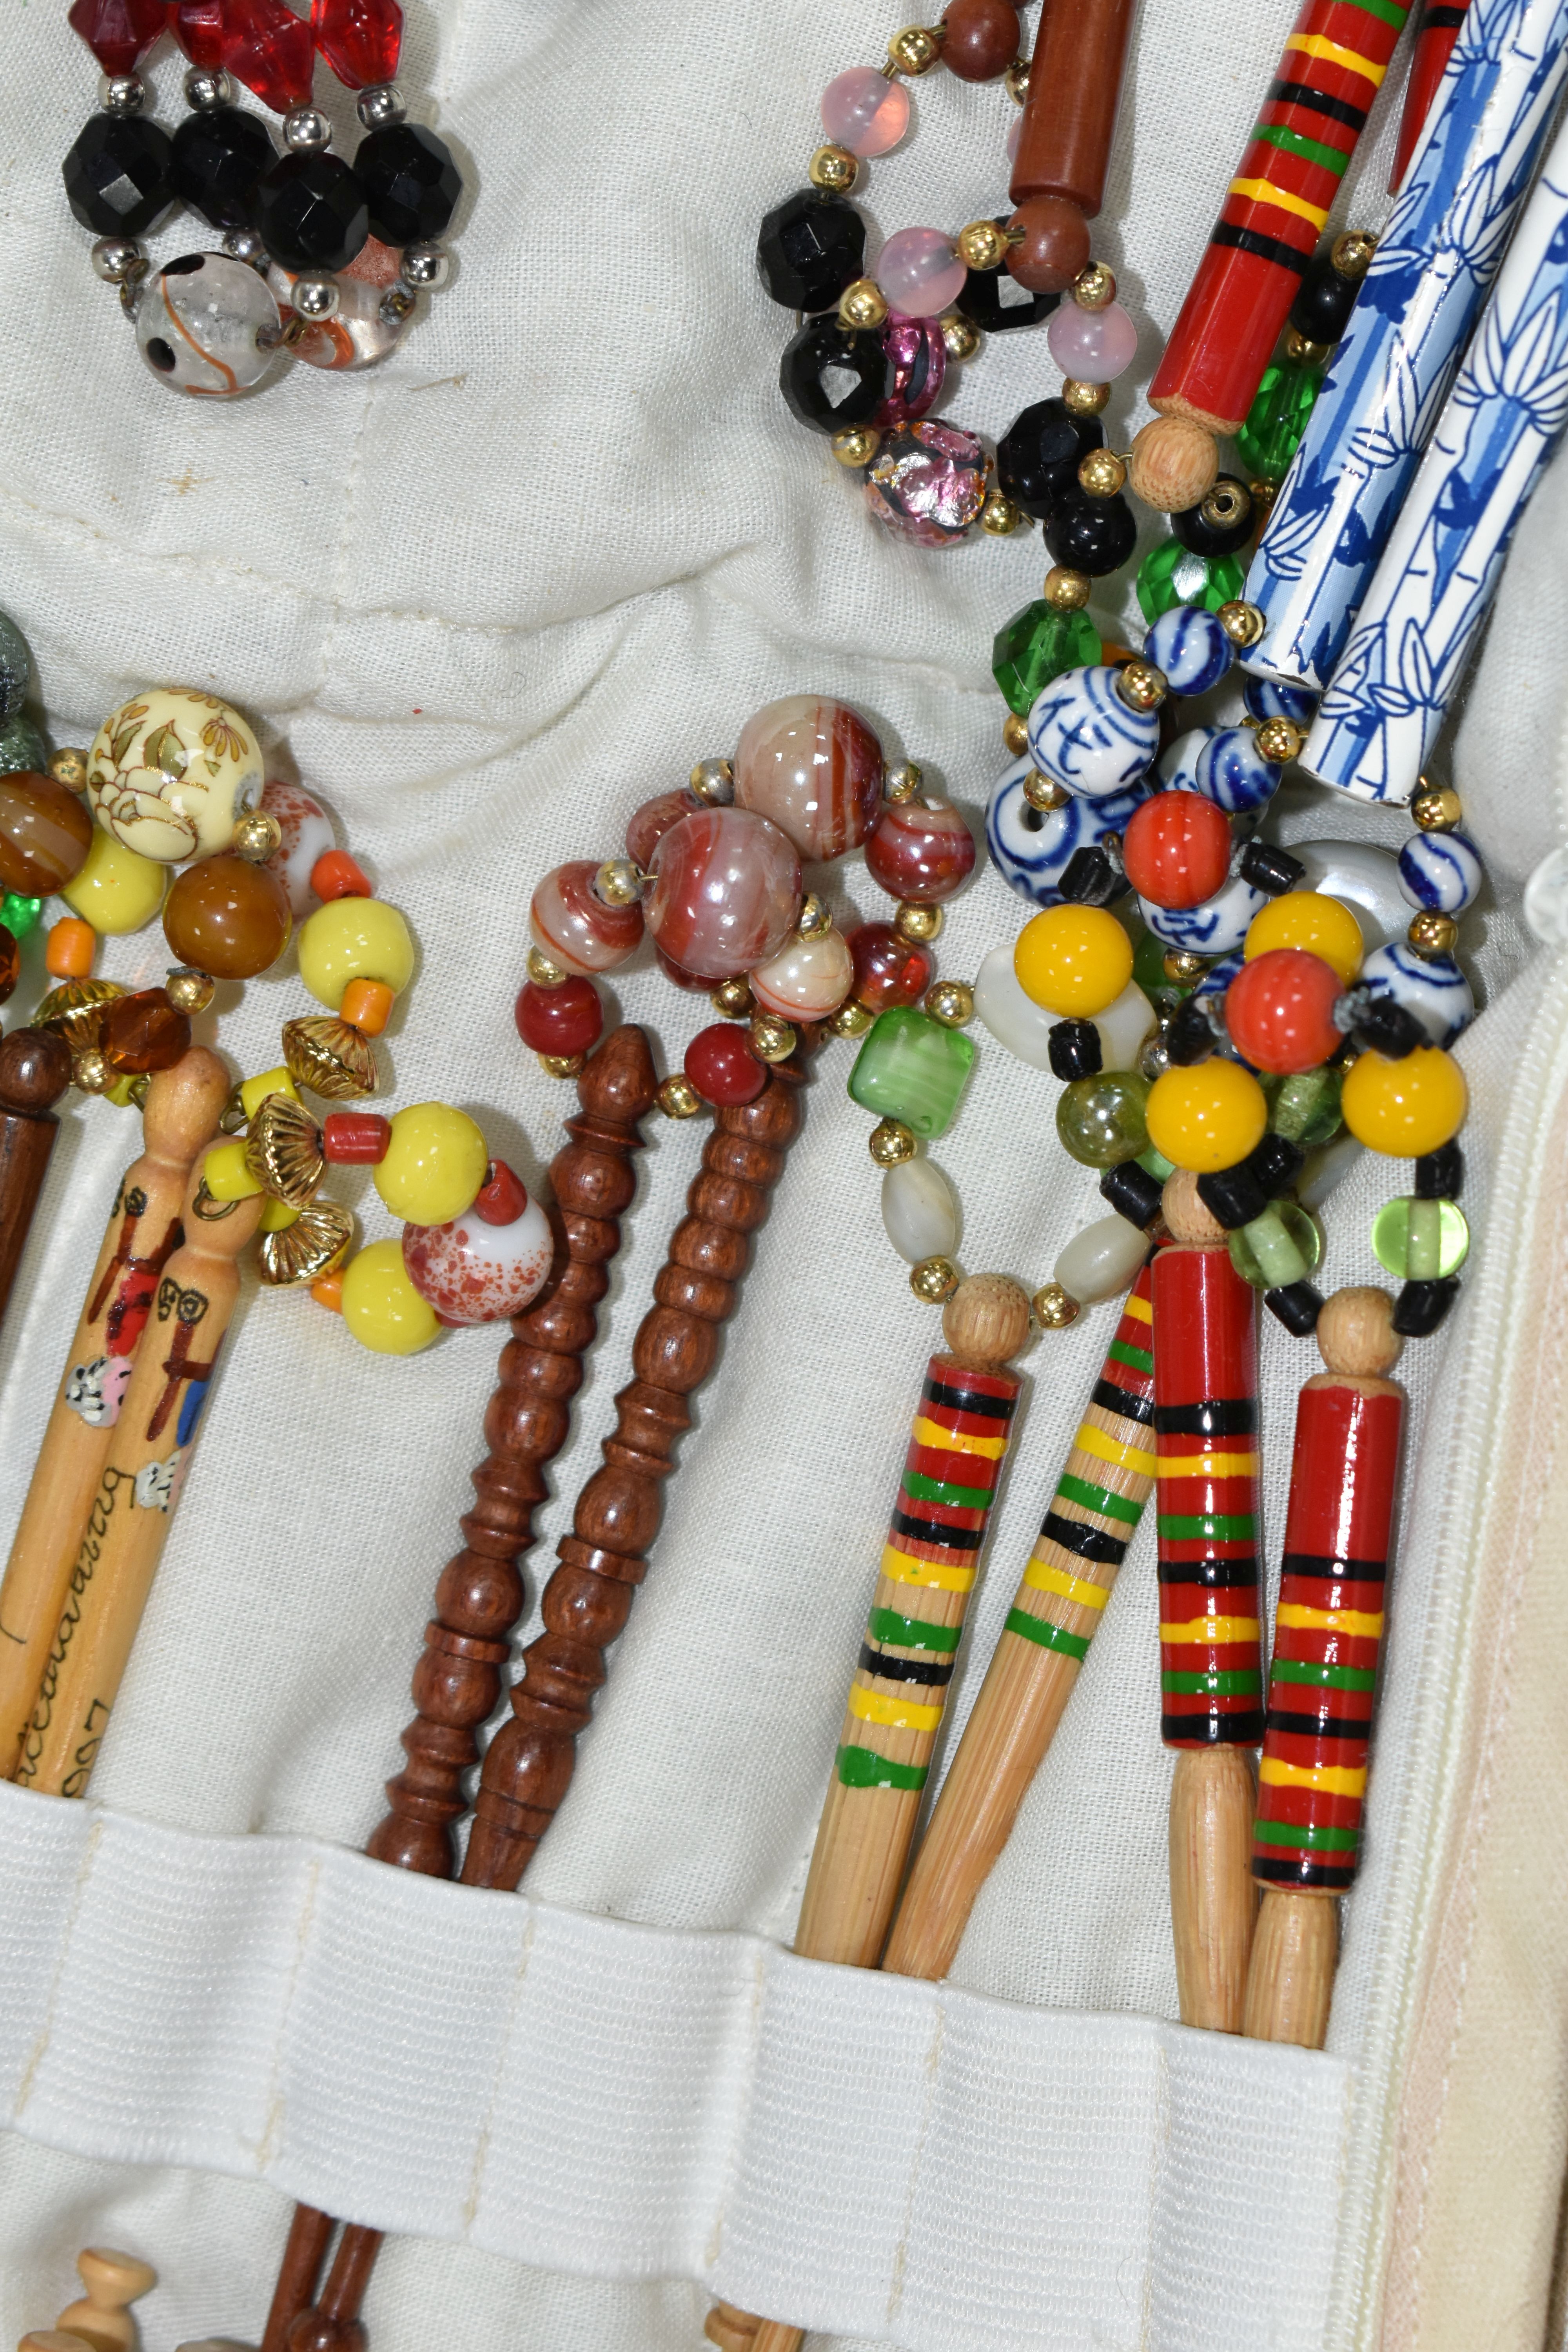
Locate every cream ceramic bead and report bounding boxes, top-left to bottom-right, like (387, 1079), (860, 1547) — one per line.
(749, 926), (854, 1020)
(1092, 978), (1158, 1070)
(87, 689), (264, 864)
(881, 1156), (959, 1263)
(1053, 1212), (1151, 1302)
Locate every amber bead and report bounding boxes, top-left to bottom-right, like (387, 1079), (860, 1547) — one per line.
(942, 0), (1020, 78)
(0, 771), (93, 897)
(0, 923), (17, 1005)
(1006, 195), (1091, 293)
(102, 985), (194, 1075)
(163, 850), (292, 979)
(848, 920), (935, 1011)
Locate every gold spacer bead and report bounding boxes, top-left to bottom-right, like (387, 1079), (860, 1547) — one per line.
(1249, 478), (1280, 529)
(48, 746), (89, 793)
(1077, 446), (1127, 499)
(923, 978), (974, 1026)
(1255, 716), (1306, 764)
(831, 425), (879, 469)
(1412, 781), (1463, 832)
(1061, 377), (1112, 416)
(1163, 947), (1209, 984)
(539, 1051), (588, 1078)
(1072, 261), (1116, 311)
(1031, 1280), (1080, 1331)
(749, 1011), (796, 1063)
(869, 1116), (918, 1166)
(711, 976), (755, 1018)
(73, 1047), (111, 1095)
(828, 997), (876, 1038)
(910, 1254), (961, 1305)
(593, 856), (646, 908)
(1331, 229), (1377, 280)
(939, 308), (981, 362)
(809, 142), (858, 193)
(1043, 564), (1092, 611)
(797, 891), (833, 936)
(1408, 909), (1458, 958)
(1200, 478), (1252, 535)
(1004, 56), (1029, 101)
(657, 1073), (704, 1118)
(894, 899), (942, 944)
(838, 276), (889, 331)
(1002, 711), (1029, 757)
(1022, 769), (1069, 812)
(232, 808), (283, 862)
(164, 965), (215, 1015)
(1117, 660), (1167, 713)
(1285, 325), (1332, 368)
(527, 945), (568, 987)
(1217, 599), (1265, 649)
(980, 489), (1024, 535)
(883, 759), (922, 802)
(958, 219), (1009, 272)
(688, 756), (735, 805)
(887, 22), (944, 73)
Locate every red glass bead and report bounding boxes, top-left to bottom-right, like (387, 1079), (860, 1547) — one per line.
(847, 920), (934, 1011)
(864, 798), (977, 904)
(684, 1022), (767, 1107)
(222, 0), (316, 112)
(1122, 790), (1232, 911)
(473, 1158), (528, 1227)
(169, 0), (226, 65)
(1223, 949), (1344, 1076)
(323, 1109), (391, 1163)
(310, 0), (402, 86)
(625, 788), (699, 871)
(68, 0), (167, 74)
(102, 988), (192, 1076)
(311, 848), (372, 900)
(514, 975), (603, 1058)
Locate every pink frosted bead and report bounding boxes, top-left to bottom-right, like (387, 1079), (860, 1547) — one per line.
(749, 927), (855, 1021)
(864, 420), (987, 545)
(646, 807), (801, 981)
(874, 312), (946, 427)
(821, 66), (910, 158)
(877, 227), (967, 319)
(1046, 298), (1139, 382)
(529, 860), (645, 976)
(733, 693), (884, 860)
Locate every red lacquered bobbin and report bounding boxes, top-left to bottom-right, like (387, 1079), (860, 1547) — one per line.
(311, 849), (372, 901)
(864, 799), (977, 904)
(1224, 949), (1342, 1074)
(1123, 790), (1231, 910)
(848, 921), (933, 1011)
(514, 976), (604, 1058)
(684, 1023), (767, 1107)
(324, 1111), (391, 1163)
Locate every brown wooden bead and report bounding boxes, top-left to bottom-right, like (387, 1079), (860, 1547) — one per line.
(1128, 414), (1220, 514)
(0, 1025), (72, 1344)
(1005, 194), (1092, 292)
(101, 987), (193, 1076)
(0, 1023), (73, 1115)
(942, 1272), (1032, 1368)
(942, 0), (1019, 78)
(1161, 1167), (1229, 1246)
(163, 851), (292, 980)
(0, 770), (93, 896)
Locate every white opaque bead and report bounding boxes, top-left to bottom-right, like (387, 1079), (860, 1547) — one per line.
(974, 941), (1060, 1070)
(881, 1155), (960, 1263)
(1053, 1213), (1151, 1303)
(1093, 978), (1157, 1070)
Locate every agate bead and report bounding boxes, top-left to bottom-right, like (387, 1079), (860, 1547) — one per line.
(734, 695), (882, 861)
(374, 1102), (488, 1225)
(87, 687), (264, 864)
(684, 1022), (768, 1107)
(0, 771), (93, 897)
(341, 1236), (440, 1355)
(864, 798), (976, 903)
(403, 1187), (554, 1326)
(1046, 298), (1138, 381)
(820, 66), (910, 156)
(1244, 891), (1362, 987)
(59, 829), (166, 935)
(261, 779), (336, 918)
(748, 927), (853, 1021)
(848, 920), (933, 1010)
(530, 859), (644, 976)
(1014, 904), (1132, 1018)
(163, 851), (291, 979)
(1341, 1045), (1468, 1158)
(1056, 1069), (1149, 1167)
(102, 987), (192, 1076)
(878, 227), (967, 317)
(515, 975), (604, 1057)
(625, 787), (699, 869)
(298, 895), (415, 1009)
(881, 1155), (959, 1263)
(1223, 948), (1342, 1074)
(1145, 1059), (1268, 1172)
(1121, 791), (1230, 911)
(646, 807), (800, 980)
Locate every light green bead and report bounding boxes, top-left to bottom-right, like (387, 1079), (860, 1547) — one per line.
(1372, 1195), (1469, 1281)
(1, 892), (41, 938)
(1269, 1063), (1344, 1148)
(1138, 1142), (1176, 1181)
(1229, 1201), (1321, 1290)
(1134, 539), (1246, 623)
(992, 600), (1101, 717)
(1056, 1070), (1150, 1167)
(848, 1007), (976, 1141)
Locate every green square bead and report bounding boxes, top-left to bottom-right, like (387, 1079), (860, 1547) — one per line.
(848, 1006), (975, 1140)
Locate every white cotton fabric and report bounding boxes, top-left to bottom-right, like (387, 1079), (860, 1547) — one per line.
(0, 0), (1564, 2348)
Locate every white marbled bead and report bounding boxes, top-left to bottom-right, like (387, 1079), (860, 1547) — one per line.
(1053, 1212), (1152, 1303)
(1397, 829), (1483, 914)
(881, 1156), (960, 1264)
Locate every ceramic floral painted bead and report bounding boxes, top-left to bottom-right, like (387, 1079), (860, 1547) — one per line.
(733, 695), (883, 860)
(1397, 830), (1483, 915)
(1192, 726), (1279, 815)
(136, 253), (282, 397)
(266, 259), (409, 370)
(1138, 870), (1267, 956)
(986, 752), (1148, 906)
(1359, 940), (1475, 1046)
(402, 1189), (554, 1325)
(87, 688), (265, 864)
(1027, 666), (1159, 799)
(261, 778), (336, 916)
(1144, 605), (1233, 699)
(1157, 729), (1207, 796)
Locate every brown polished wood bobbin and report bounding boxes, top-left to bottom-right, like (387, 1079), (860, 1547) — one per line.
(0, 1023), (73, 1338)
(1006, 0), (1137, 290)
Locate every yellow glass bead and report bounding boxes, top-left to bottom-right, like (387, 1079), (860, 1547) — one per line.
(260, 1196), (301, 1233)
(203, 1138), (264, 1200)
(59, 827), (167, 935)
(340, 1237), (441, 1356)
(1014, 905), (1133, 1018)
(1244, 891), (1363, 985)
(1145, 1059), (1269, 1173)
(298, 897), (415, 1014)
(1341, 1045), (1468, 1158)
(240, 1065), (301, 1121)
(372, 1101), (488, 1225)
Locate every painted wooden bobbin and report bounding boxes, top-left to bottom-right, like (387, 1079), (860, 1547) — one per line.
(54, 2245), (157, 2351)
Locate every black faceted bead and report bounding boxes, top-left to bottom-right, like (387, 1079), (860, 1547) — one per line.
(62, 113), (175, 237)
(996, 398), (1103, 521)
(1353, 997), (1423, 1059)
(1057, 845), (1123, 907)
(1250, 1132), (1304, 1196)
(1392, 1277), (1459, 1338)
(1171, 474), (1254, 559)
(779, 318), (890, 432)
(255, 151), (368, 273)
(1048, 1019), (1102, 1081)
(757, 189), (864, 314)
(354, 122), (461, 248)
(956, 222), (1058, 332)
(1266, 1280), (1324, 1335)
(1100, 1159), (1164, 1230)
(1415, 1142), (1463, 1200)
(1289, 246), (1361, 348)
(1197, 1159), (1269, 1231)
(1237, 839), (1305, 897)
(1044, 487), (1138, 577)
(171, 105), (276, 230)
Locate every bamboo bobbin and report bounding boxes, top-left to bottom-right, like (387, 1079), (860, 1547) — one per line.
(1169, 1746), (1258, 2033)
(1242, 1884), (1339, 2046)
(12, 1144), (263, 1797)
(55, 2247), (158, 2352)
(0, 1049), (229, 1779)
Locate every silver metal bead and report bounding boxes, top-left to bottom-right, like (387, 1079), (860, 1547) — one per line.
(183, 64), (234, 110)
(98, 71), (146, 115)
(688, 757), (735, 806)
(91, 234), (145, 284)
(400, 240), (450, 290)
(379, 285), (416, 325)
(356, 80), (406, 129)
(222, 225), (270, 272)
(282, 103), (333, 153)
(291, 272), (341, 321)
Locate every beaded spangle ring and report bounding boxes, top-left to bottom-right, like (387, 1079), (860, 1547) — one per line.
(61, 0), (463, 394)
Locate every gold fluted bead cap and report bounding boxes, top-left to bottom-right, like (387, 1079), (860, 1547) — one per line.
(282, 1014), (378, 1100)
(1005, 56), (1029, 101)
(1408, 909), (1459, 958)
(940, 309), (981, 361)
(1285, 325), (1332, 368)
(887, 22), (943, 73)
(1044, 564), (1091, 611)
(1002, 712), (1029, 756)
(1412, 782), (1463, 831)
(37, 976), (125, 1054)
(688, 757), (735, 805)
(1031, 1281), (1080, 1330)
(246, 1092), (325, 1206)
(233, 808), (283, 863)
(1255, 716), (1306, 764)
(657, 1073), (703, 1118)
(828, 998), (875, 1038)
(980, 489), (1024, 535)
(1332, 229), (1377, 279)
(1061, 378), (1111, 416)
(1163, 947), (1209, 983)
(1118, 660), (1167, 713)
(809, 142), (858, 193)
(1078, 446), (1127, 499)
(711, 976), (755, 1017)
(259, 1197), (354, 1287)
(831, 424), (879, 469)
(1072, 261), (1116, 311)
(924, 978), (975, 1026)
(797, 892), (833, 936)
(527, 944), (568, 986)
(839, 276), (889, 330)
(165, 965), (215, 1014)
(49, 746), (89, 792)
(539, 1050), (588, 1078)
(958, 219), (1009, 272)
(1022, 769), (1069, 812)
(73, 1047), (111, 1095)
(869, 1116), (918, 1167)
(883, 759), (921, 802)
(749, 1011), (796, 1063)
(910, 1254), (961, 1305)
(1218, 599), (1266, 648)
(894, 899), (942, 944)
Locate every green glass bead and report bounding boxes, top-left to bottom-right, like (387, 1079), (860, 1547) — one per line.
(1229, 1201), (1321, 1290)
(849, 1005), (976, 1140)
(1056, 1069), (1150, 1168)
(1269, 1063), (1344, 1148)
(1134, 538), (1246, 624)
(1, 892), (41, 939)
(0, 714), (45, 777)
(1138, 1142), (1175, 1181)
(1131, 926), (1201, 1003)
(1237, 359), (1321, 482)
(992, 600), (1102, 718)
(1372, 1195), (1469, 1281)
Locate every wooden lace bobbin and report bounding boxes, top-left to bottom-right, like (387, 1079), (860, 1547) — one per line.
(54, 2247), (158, 2352)
(11, 1144), (264, 1798)
(20, 2336), (95, 2350)
(878, 1260), (1159, 1984)
(0, 1025), (73, 1338)
(1006, 0), (1138, 292)
(0, 1049), (229, 1779)
(1243, 1285), (1404, 2049)
(1155, 1171), (1264, 2034)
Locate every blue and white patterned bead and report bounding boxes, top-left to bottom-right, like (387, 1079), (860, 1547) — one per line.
(1193, 726), (1279, 815)
(985, 753), (1149, 908)
(1360, 940), (1475, 1046)
(1158, 728), (1207, 795)
(1242, 675), (1318, 727)
(1027, 664), (1160, 799)
(1144, 605), (1233, 699)
(1137, 871), (1267, 956)
(1397, 830), (1483, 914)
(1195, 949), (1244, 1001)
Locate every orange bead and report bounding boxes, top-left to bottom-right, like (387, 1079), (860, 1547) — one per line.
(45, 916), (96, 978)
(311, 848), (372, 901)
(311, 1269), (346, 1312)
(340, 975), (394, 1035)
